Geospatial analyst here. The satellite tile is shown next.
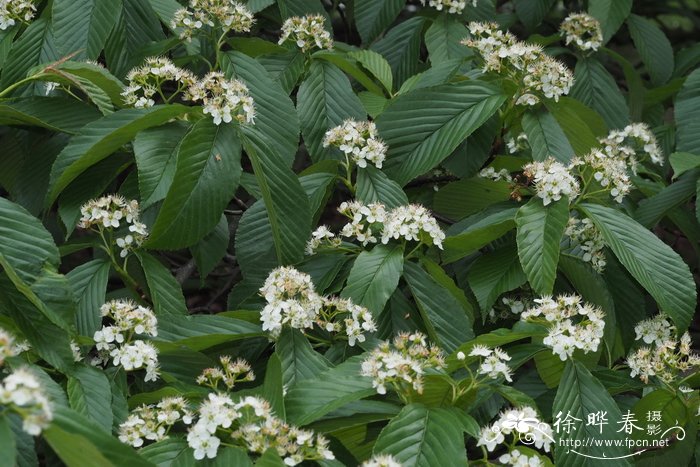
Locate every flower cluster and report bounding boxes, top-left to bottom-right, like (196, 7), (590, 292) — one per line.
(333, 201), (445, 249)
(462, 22), (574, 106)
(479, 167), (512, 182)
(477, 406), (554, 453)
(122, 56), (196, 108)
(196, 356), (255, 390)
(186, 394), (335, 464)
(0, 327), (19, 366)
(521, 295), (605, 361)
(171, 0), (254, 41)
(564, 217), (606, 272)
(362, 454), (403, 467)
(599, 123), (663, 167)
(319, 297), (377, 346)
(279, 15), (332, 52)
(259, 266), (323, 337)
(78, 195), (149, 258)
(187, 72), (256, 125)
(499, 449), (545, 467)
(523, 159), (580, 205)
(579, 149), (631, 203)
(419, 0), (476, 15)
(360, 332), (445, 396)
(119, 397), (193, 447)
(560, 13), (603, 52)
(465, 345), (513, 382)
(0, 368), (52, 435)
(507, 132), (529, 154)
(634, 314), (675, 346)
(627, 331), (700, 384)
(305, 226), (340, 254)
(259, 267), (376, 344)
(0, 0), (36, 30)
(92, 300), (160, 382)
(323, 119), (387, 169)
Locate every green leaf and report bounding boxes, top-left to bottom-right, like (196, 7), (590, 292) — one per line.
(67, 365), (113, 431)
(373, 404), (468, 467)
(588, 0), (632, 43)
(371, 17), (427, 88)
(627, 14), (674, 86)
(1, 18), (59, 90)
(277, 0), (328, 19)
(136, 251), (187, 316)
(133, 122), (188, 209)
(285, 357), (376, 426)
(0, 197), (59, 283)
(52, 0), (121, 60)
(297, 60), (366, 162)
(46, 105), (192, 206)
(670, 152), (700, 178)
(434, 179), (513, 221)
(514, 0), (556, 30)
(355, 165), (408, 208)
(276, 328), (332, 388)
(522, 109), (575, 163)
(235, 200), (279, 283)
(191, 215), (230, 280)
(66, 259), (110, 337)
(257, 50), (305, 94)
(404, 261), (474, 353)
(635, 171), (699, 228)
(424, 16), (471, 66)
(468, 243), (527, 314)
(263, 354), (286, 420)
(545, 98), (602, 156)
(377, 80), (505, 186)
(220, 51), (300, 164)
(515, 198), (569, 295)
(349, 49), (394, 93)
(443, 206), (518, 263)
(44, 406), (155, 467)
(0, 415), (16, 467)
(553, 361), (631, 466)
(571, 58), (629, 130)
(240, 129), (311, 265)
(675, 68), (700, 154)
(0, 97), (102, 133)
(580, 203), (696, 331)
(354, 0), (406, 44)
(156, 314), (262, 350)
(146, 118), (241, 249)
(341, 244), (404, 316)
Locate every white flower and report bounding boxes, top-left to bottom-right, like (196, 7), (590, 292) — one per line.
(0, 0), (36, 30)
(463, 22), (574, 105)
(0, 367), (53, 435)
(279, 15), (332, 52)
(560, 13), (603, 52)
(321, 297), (377, 346)
(360, 332), (445, 396)
(338, 201), (388, 246)
(187, 71), (256, 125)
(478, 407), (553, 453)
(600, 123), (663, 166)
(259, 267), (323, 337)
(380, 204), (445, 249)
(305, 225), (339, 254)
(78, 195), (149, 257)
(0, 327), (19, 365)
(477, 425), (505, 452)
(172, 0), (254, 41)
(521, 295), (605, 361)
(122, 56), (197, 107)
(507, 133), (529, 154)
(523, 158), (580, 205)
(565, 216), (606, 271)
(479, 167), (512, 182)
(187, 424), (221, 460)
(634, 314), (675, 346)
(419, 0), (475, 15)
(323, 119), (387, 169)
(362, 454), (403, 467)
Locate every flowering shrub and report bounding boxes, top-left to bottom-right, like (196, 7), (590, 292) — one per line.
(0, 0), (698, 466)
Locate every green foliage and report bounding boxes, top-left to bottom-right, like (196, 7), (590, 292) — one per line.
(0, 0), (698, 466)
